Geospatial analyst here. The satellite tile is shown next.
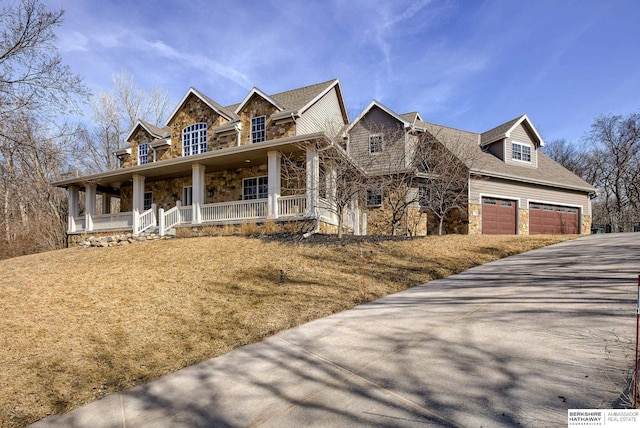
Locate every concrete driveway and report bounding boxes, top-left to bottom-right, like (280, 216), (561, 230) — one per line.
(31, 233), (639, 427)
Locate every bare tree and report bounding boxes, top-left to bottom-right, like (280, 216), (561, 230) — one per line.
(281, 140), (365, 239)
(416, 126), (482, 236)
(0, 0), (87, 257)
(86, 70), (172, 171)
(587, 113), (640, 232)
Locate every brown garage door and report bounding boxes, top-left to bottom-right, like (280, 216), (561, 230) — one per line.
(482, 197), (516, 234)
(529, 203), (579, 234)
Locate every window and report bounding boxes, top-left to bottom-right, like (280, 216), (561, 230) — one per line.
(530, 203), (541, 210)
(243, 176), (268, 200)
(369, 134), (383, 154)
(543, 205), (554, 211)
(512, 142), (531, 162)
(251, 116), (266, 143)
(366, 189), (382, 207)
(556, 207), (565, 212)
(138, 143), (149, 165)
(183, 186), (193, 206)
(182, 123), (207, 156)
(567, 208), (577, 213)
(500, 200), (513, 207)
(143, 192), (153, 210)
(483, 198), (497, 205)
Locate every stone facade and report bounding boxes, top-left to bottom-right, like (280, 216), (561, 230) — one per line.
(581, 215), (592, 235)
(169, 94), (229, 157)
(519, 208), (529, 235)
(426, 207), (469, 235)
(238, 94), (295, 145)
(468, 203), (481, 235)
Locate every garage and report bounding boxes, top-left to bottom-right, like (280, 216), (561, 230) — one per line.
(482, 197), (516, 234)
(529, 203), (579, 234)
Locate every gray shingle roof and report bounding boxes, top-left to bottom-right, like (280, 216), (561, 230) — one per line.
(191, 88), (239, 120)
(480, 115), (523, 146)
(139, 120), (171, 138)
(422, 121), (596, 193)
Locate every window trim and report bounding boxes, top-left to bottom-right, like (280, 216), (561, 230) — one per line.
(182, 123), (208, 157)
(366, 188), (383, 207)
(138, 143), (149, 165)
(242, 176), (268, 200)
(369, 134), (383, 154)
(251, 115), (266, 144)
(511, 141), (532, 163)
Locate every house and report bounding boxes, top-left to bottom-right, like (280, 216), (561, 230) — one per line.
(344, 99), (596, 235)
(52, 78), (596, 243)
(53, 79), (363, 245)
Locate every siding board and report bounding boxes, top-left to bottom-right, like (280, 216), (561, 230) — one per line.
(296, 87), (345, 137)
(470, 177), (591, 215)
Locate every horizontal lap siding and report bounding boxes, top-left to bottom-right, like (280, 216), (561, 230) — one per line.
(296, 87), (345, 137)
(507, 124), (538, 168)
(470, 177), (591, 215)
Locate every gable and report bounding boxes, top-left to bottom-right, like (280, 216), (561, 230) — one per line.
(234, 87), (282, 115)
(296, 86), (348, 137)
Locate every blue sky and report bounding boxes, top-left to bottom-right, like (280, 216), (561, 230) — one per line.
(49, 0), (639, 145)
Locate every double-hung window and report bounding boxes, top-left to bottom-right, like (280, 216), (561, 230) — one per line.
(182, 123), (207, 156)
(243, 176), (268, 200)
(143, 191), (153, 210)
(512, 142), (531, 162)
(138, 143), (149, 165)
(366, 189), (382, 207)
(369, 134), (383, 154)
(251, 116), (266, 143)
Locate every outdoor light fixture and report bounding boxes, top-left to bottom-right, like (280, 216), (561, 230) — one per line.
(207, 189), (214, 198)
(171, 194), (178, 201)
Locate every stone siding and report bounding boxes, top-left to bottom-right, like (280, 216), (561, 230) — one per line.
(238, 94), (295, 145)
(468, 203), (481, 235)
(519, 208), (529, 235)
(426, 207), (469, 235)
(168, 94), (228, 157)
(67, 231), (173, 248)
(581, 215), (592, 235)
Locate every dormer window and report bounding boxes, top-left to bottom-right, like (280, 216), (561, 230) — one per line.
(369, 134), (383, 154)
(512, 142), (531, 163)
(182, 123), (207, 156)
(251, 116), (266, 143)
(138, 143), (149, 165)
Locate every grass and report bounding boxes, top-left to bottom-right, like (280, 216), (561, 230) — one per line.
(0, 233), (574, 427)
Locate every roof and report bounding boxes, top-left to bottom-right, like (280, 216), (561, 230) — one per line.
(125, 119), (171, 142)
(422, 121), (596, 193)
(165, 87), (238, 126)
(480, 114), (544, 147)
(345, 100), (412, 134)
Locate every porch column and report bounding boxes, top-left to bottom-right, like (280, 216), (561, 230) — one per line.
(68, 186), (79, 232)
(326, 161), (337, 222)
(306, 143), (319, 216)
(192, 164), (205, 224)
(132, 174), (145, 213)
(101, 194), (111, 214)
(85, 183), (97, 232)
(267, 150), (281, 219)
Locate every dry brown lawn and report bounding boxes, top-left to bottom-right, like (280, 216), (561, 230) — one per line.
(0, 234), (574, 427)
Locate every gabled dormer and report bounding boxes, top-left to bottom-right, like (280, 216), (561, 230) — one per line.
(165, 87), (237, 157)
(120, 120), (171, 167)
(480, 114), (544, 168)
(345, 100), (413, 173)
(234, 86), (285, 145)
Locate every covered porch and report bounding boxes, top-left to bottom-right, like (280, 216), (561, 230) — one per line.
(56, 135), (363, 237)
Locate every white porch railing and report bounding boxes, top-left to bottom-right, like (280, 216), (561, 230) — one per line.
(201, 199), (267, 222)
(278, 195), (307, 217)
(134, 206), (156, 235)
(91, 212), (133, 230)
(179, 205), (193, 223)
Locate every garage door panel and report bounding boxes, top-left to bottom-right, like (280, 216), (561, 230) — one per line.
(530, 203), (578, 235)
(482, 197), (516, 235)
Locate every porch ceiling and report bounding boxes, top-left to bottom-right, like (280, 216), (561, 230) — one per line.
(53, 133), (327, 191)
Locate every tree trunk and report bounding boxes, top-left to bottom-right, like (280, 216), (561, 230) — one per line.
(438, 216), (444, 236)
